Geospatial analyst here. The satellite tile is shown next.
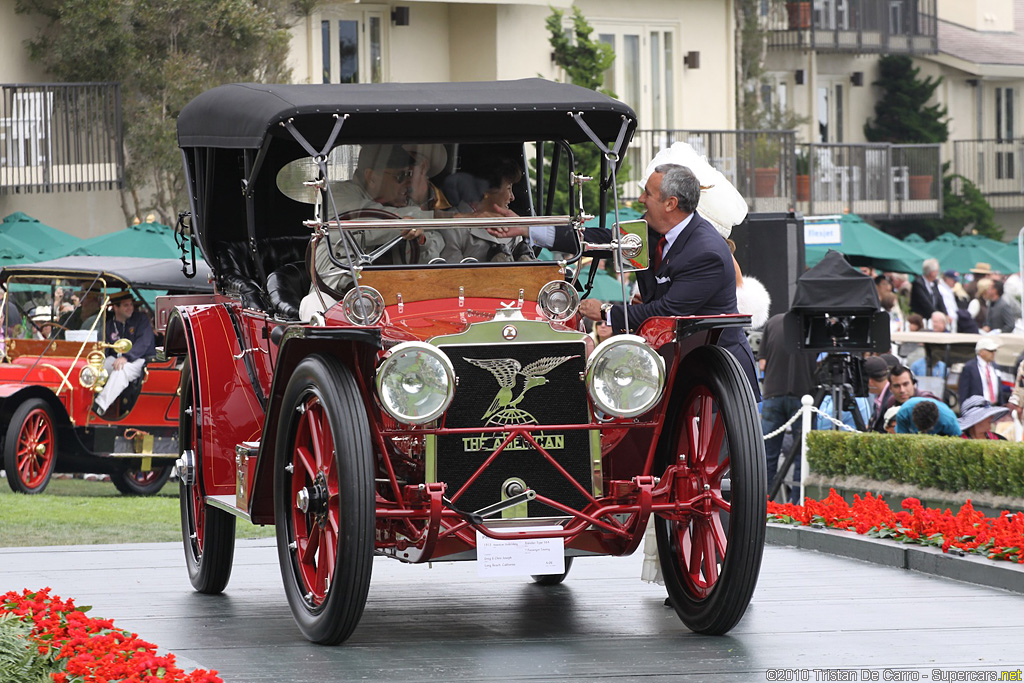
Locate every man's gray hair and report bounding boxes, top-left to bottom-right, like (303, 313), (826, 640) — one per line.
(654, 163), (700, 214)
(922, 258), (940, 276)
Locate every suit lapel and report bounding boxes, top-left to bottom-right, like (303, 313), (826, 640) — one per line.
(657, 212), (703, 273)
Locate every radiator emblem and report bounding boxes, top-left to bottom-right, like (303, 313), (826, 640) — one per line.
(464, 355), (579, 426)
(502, 325), (517, 340)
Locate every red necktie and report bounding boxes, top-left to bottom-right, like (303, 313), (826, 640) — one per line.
(654, 236), (667, 270)
(987, 363), (997, 403)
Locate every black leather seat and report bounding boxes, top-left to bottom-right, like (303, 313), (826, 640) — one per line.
(267, 261), (312, 320)
(215, 237), (310, 314)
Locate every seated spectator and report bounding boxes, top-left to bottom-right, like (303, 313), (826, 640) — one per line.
(958, 395), (1009, 440)
(910, 356), (946, 380)
(893, 396), (961, 436)
(439, 157), (535, 263)
(928, 311), (949, 332)
(906, 313), (924, 332)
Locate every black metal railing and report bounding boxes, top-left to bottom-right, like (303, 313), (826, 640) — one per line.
(767, 0), (937, 54)
(952, 139), (1024, 212)
(0, 83), (124, 194)
(622, 130), (942, 219)
(795, 142), (942, 218)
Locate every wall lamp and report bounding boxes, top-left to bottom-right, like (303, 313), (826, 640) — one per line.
(391, 6), (410, 26)
(850, 71), (864, 86)
(683, 51), (700, 69)
(795, 69), (805, 85)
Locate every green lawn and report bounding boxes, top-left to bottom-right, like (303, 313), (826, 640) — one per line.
(0, 476), (274, 548)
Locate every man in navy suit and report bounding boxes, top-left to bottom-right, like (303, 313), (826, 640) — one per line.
(575, 164), (759, 398)
(959, 336), (1005, 406)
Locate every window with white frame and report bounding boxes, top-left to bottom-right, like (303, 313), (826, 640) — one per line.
(319, 6), (387, 85)
(594, 23), (678, 130)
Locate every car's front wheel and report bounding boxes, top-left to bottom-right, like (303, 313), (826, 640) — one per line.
(655, 345), (766, 635)
(178, 363), (236, 594)
(4, 399), (58, 494)
(275, 355), (374, 645)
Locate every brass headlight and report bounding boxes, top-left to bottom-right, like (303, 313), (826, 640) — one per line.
(79, 350), (109, 391)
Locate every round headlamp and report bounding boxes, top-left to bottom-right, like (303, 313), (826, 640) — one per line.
(586, 335), (665, 418)
(375, 342), (455, 424)
(79, 350), (108, 390)
(537, 280), (580, 322)
(343, 286), (385, 325)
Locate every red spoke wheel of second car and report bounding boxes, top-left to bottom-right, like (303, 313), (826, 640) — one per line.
(655, 345), (766, 635)
(275, 354), (374, 645)
(4, 399), (58, 494)
(112, 464), (172, 496)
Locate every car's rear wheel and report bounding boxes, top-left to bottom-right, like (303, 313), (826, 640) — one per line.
(4, 399), (58, 494)
(275, 355), (374, 645)
(531, 556), (573, 585)
(655, 345), (765, 635)
(178, 363), (236, 594)
(112, 464), (172, 495)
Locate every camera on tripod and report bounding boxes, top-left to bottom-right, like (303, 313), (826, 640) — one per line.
(783, 249), (890, 354)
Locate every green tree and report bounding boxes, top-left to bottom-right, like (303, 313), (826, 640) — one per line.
(866, 56), (1000, 239)
(544, 7), (623, 216)
(864, 56), (948, 143)
(15, 0), (299, 225)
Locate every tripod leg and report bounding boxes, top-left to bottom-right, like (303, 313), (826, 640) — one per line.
(768, 437), (800, 500)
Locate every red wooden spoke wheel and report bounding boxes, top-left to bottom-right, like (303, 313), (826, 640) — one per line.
(4, 399), (58, 494)
(655, 345), (766, 635)
(178, 363), (235, 594)
(112, 465), (172, 496)
(275, 355), (374, 645)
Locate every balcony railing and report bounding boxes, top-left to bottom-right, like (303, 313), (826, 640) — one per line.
(623, 130), (942, 219)
(952, 139), (1024, 212)
(767, 0), (937, 55)
(796, 142), (942, 218)
(1, 83), (124, 195)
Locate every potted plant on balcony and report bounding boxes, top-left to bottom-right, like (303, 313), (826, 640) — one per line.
(786, 0), (811, 29)
(753, 134), (781, 198)
(795, 150), (810, 201)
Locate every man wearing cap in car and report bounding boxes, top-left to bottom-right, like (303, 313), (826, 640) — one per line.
(92, 291), (155, 417)
(958, 337), (1005, 407)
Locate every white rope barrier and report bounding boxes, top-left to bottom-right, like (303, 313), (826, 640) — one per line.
(760, 394), (863, 505)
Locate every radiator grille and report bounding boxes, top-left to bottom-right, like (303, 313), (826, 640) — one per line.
(435, 340), (592, 516)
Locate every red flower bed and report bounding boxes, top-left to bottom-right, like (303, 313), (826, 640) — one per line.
(767, 489), (1024, 564)
(0, 588), (222, 682)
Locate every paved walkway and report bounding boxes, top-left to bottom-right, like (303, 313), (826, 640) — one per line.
(2, 538), (1023, 682)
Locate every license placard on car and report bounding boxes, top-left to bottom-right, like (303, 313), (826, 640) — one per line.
(475, 526), (565, 577)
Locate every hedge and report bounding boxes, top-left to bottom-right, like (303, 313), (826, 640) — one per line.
(806, 431), (1024, 498)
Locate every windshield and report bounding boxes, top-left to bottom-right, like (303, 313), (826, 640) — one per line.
(1, 275), (161, 346)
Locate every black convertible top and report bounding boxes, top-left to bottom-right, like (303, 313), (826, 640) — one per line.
(1, 256), (213, 292)
(177, 79), (636, 149)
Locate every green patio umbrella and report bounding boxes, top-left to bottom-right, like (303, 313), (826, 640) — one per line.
(903, 233), (926, 244)
(71, 221), (202, 261)
(0, 212), (84, 256)
(805, 213), (932, 274)
(924, 235), (1017, 275)
(584, 206), (645, 228)
(577, 262), (631, 300)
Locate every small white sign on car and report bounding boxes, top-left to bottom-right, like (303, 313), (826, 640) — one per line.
(476, 526), (565, 577)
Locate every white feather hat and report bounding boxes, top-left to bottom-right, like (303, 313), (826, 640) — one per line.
(639, 142), (748, 239)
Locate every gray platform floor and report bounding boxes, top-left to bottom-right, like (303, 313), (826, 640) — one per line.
(2, 538), (1023, 682)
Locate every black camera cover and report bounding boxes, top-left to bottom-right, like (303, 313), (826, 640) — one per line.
(791, 249), (880, 312)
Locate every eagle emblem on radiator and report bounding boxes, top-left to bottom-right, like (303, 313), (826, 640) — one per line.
(464, 355), (578, 426)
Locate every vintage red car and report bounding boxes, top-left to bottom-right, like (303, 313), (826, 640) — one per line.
(1, 256), (213, 494)
(169, 79), (766, 645)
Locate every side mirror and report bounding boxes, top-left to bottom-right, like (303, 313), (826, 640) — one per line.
(613, 219), (649, 273)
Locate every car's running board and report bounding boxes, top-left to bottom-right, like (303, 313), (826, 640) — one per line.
(206, 495), (252, 523)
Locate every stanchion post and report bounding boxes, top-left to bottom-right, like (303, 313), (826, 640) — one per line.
(799, 394), (814, 505)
